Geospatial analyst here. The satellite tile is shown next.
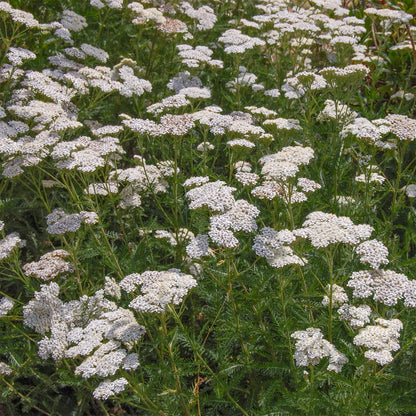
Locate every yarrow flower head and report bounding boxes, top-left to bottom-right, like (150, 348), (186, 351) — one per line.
(253, 227), (306, 268)
(294, 211), (373, 248)
(120, 269), (197, 313)
(322, 284), (349, 307)
(23, 250), (75, 281)
(353, 318), (403, 365)
(291, 327), (348, 372)
(185, 180), (236, 213)
(355, 239), (389, 269)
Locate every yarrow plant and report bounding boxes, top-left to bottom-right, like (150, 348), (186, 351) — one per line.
(1, 0), (416, 415)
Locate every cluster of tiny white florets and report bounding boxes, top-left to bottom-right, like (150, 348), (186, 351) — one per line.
(322, 284), (349, 308)
(226, 66), (264, 93)
(109, 157), (174, 206)
(294, 211), (373, 248)
(60, 10), (88, 33)
(353, 318), (403, 365)
(0, 362), (12, 375)
(185, 180), (236, 212)
(364, 7), (412, 24)
(128, 2), (165, 25)
(317, 99), (357, 123)
(355, 239), (389, 269)
(209, 200), (260, 248)
(340, 117), (389, 144)
(291, 328), (348, 372)
(355, 164), (386, 184)
(337, 304), (372, 329)
(385, 114), (416, 141)
(253, 227), (306, 268)
(51, 135), (124, 173)
(23, 282), (145, 399)
(154, 228), (194, 247)
(177, 44), (223, 69)
(0, 297), (15, 317)
(347, 269), (416, 307)
(23, 250), (75, 281)
(123, 113), (194, 137)
(258, 146), (314, 181)
(284, 71), (327, 98)
(46, 209), (99, 235)
(120, 270), (197, 313)
(91, 0), (123, 9)
(6, 47), (37, 67)
(0, 2), (40, 28)
(218, 29), (265, 54)
(179, 1), (217, 31)
(186, 234), (210, 259)
(0, 232), (23, 261)
(319, 64), (370, 87)
(93, 378), (128, 400)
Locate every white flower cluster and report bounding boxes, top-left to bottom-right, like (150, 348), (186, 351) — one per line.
(258, 146), (314, 181)
(291, 328), (348, 372)
(186, 180), (236, 212)
(91, 0), (123, 9)
(218, 29), (265, 54)
(364, 7), (412, 24)
(385, 114), (416, 141)
(322, 284), (348, 308)
(120, 270), (197, 313)
(226, 66), (264, 93)
(0, 362), (12, 375)
(123, 113), (194, 137)
(6, 47), (36, 67)
(128, 2), (165, 25)
(355, 171), (385, 185)
(340, 117), (389, 144)
(284, 71), (327, 98)
(23, 250), (75, 281)
(294, 211), (373, 248)
(338, 304), (371, 329)
(85, 182), (118, 196)
(23, 282), (145, 399)
(22, 71), (76, 103)
(245, 106), (277, 119)
(46, 209), (99, 235)
(154, 228), (194, 247)
(253, 227), (305, 268)
(263, 117), (303, 132)
(0, 232), (22, 261)
(186, 234), (210, 259)
(179, 2), (217, 31)
(109, 158), (175, 208)
(0, 297), (14, 317)
(317, 100), (357, 123)
(52, 135), (124, 173)
(7, 99), (82, 133)
(353, 318), (403, 365)
(0, 130), (61, 178)
(355, 239), (389, 269)
(347, 269), (416, 307)
(0, 2), (39, 28)
(60, 10), (88, 33)
(93, 378), (128, 400)
(167, 71), (203, 93)
(209, 200), (260, 248)
(320, 64), (370, 87)
(78, 64), (152, 97)
(177, 44), (223, 69)
(147, 94), (190, 115)
(158, 18), (192, 39)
